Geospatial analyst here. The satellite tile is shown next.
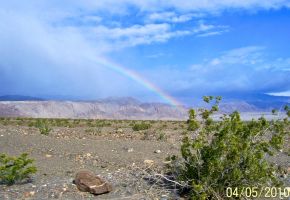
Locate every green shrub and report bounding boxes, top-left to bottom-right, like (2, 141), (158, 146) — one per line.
(157, 132), (167, 141)
(35, 119), (51, 135)
(28, 121), (34, 127)
(95, 120), (112, 127)
(167, 96), (289, 199)
(0, 153), (37, 185)
(132, 123), (151, 131)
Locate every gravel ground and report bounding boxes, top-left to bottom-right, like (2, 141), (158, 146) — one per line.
(0, 124), (182, 200)
(0, 120), (289, 200)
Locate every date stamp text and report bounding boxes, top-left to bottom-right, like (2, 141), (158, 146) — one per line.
(226, 187), (290, 199)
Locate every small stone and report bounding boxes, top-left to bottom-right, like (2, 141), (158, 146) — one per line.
(45, 154), (52, 158)
(23, 191), (35, 198)
(0, 135), (3, 137)
(86, 153), (91, 157)
(160, 195), (168, 200)
(93, 160), (98, 166)
(127, 148), (134, 153)
(144, 160), (154, 166)
(154, 150), (161, 154)
(101, 164), (107, 168)
(116, 128), (123, 133)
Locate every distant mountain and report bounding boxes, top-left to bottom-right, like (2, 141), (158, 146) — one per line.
(0, 95), (44, 101)
(219, 92), (290, 110)
(0, 98), (187, 120)
(218, 101), (259, 113)
(97, 97), (142, 106)
(0, 95), (288, 120)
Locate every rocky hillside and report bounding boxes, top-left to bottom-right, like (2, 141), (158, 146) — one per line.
(0, 98), (188, 120)
(0, 97), (288, 120)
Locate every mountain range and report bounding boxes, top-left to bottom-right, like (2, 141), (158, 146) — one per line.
(0, 95), (289, 120)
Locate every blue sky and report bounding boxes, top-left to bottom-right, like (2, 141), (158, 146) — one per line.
(1, 0), (290, 105)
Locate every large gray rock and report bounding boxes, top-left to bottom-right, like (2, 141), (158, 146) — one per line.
(73, 170), (112, 195)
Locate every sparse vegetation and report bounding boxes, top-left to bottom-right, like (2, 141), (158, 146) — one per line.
(167, 96), (289, 199)
(0, 103), (289, 199)
(141, 131), (150, 140)
(85, 127), (102, 136)
(157, 132), (167, 141)
(0, 153), (37, 185)
(132, 122), (151, 131)
(35, 119), (52, 135)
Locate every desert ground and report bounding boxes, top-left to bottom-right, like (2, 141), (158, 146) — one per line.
(0, 117), (289, 200)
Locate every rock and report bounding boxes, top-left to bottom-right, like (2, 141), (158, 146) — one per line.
(144, 160), (154, 166)
(160, 195), (168, 200)
(162, 160), (171, 164)
(116, 128), (123, 133)
(73, 170), (112, 195)
(93, 160), (98, 166)
(23, 191), (35, 198)
(123, 146), (134, 152)
(154, 150), (161, 154)
(45, 154), (52, 158)
(101, 164), (107, 168)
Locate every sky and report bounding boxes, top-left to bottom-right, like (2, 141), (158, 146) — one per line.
(1, 0), (290, 106)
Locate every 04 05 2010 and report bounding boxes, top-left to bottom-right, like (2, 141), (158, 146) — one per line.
(226, 186), (290, 199)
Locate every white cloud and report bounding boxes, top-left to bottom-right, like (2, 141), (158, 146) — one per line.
(55, 0), (290, 14)
(83, 21), (226, 49)
(197, 30), (227, 37)
(193, 21), (229, 37)
(3, 1), (289, 22)
(81, 15), (102, 24)
(147, 12), (175, 21)
(268, 91), (290, 97)
(208, 46), (266, 65)
(90, 23), (191, 48)
(171, 46), (290, 93)
(146, 12), (202, 23)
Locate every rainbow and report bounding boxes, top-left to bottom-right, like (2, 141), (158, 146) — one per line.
(93, 57), (182, 107)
